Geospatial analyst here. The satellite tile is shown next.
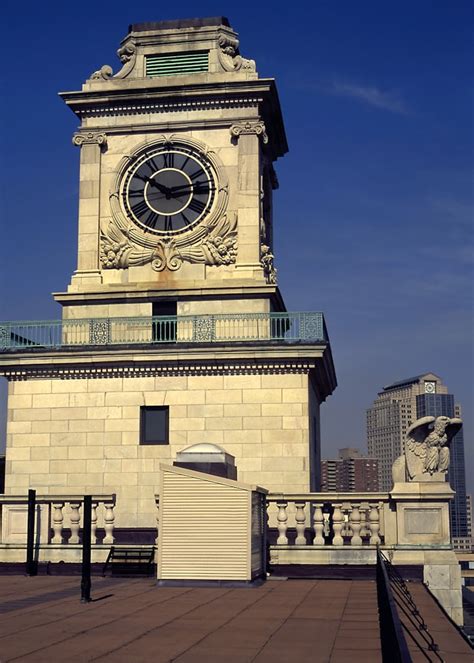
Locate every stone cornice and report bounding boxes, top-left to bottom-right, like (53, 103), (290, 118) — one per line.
(1, 357), (320, 381)
(53, 281), (284, 306)
(0, 343), (336, 399)
(60, 78), (288, 159)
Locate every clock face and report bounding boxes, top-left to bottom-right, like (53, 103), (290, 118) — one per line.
(121, 145), (217, 234)
(424, 381), (436, 393)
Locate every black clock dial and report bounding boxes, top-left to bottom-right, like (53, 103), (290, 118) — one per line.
(122, 146), (216, 234)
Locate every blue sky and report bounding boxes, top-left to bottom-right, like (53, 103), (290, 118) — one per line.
(0, 1), (472, 487)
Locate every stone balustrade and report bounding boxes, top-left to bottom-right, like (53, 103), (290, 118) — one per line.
(267, 493), (388, 548)
(0, 494), (116, 545)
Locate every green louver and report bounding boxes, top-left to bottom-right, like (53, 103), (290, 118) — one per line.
(146, 52), (209, 77)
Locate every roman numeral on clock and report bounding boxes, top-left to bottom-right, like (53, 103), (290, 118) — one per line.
(188, 198), (206, 214)
(164, 216), (173, 231)
(131, 199), (149, 218)
(163, 152), (174, 168)
(144, 210), (159, 228)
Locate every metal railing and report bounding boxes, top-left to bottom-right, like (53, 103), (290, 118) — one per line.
(376, 548), (413, 662)
(381, 550), (443, 660)
(0, 312), (326, 351)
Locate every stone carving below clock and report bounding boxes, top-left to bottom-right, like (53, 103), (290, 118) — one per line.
(391, 415), (463, 484)
(260, 245), (277, 284)
(217, 34), (256, 72)
(100, 213), (237, 272)
(230, 121), (268, 144)
(90, 41), (137, 80)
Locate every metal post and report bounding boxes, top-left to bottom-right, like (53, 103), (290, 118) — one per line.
(26, 489), (37, 576)
(81, 495), (92, 603)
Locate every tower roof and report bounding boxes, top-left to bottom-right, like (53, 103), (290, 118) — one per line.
(130, 17), (230, 32)
(383, 373), (441, 391)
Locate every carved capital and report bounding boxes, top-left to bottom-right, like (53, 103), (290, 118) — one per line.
(72, 132), (108, 148)
(230, 121), (268, 144)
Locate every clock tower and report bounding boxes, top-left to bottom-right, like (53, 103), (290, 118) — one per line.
(1, 18), (336, 540)
(57, 17), (287, 321)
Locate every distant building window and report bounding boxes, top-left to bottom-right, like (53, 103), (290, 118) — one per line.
(140, 406), (169, 445)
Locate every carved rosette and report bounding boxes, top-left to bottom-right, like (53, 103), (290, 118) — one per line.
(230, 121), (268, 144)
(90, 41), (137, 80)
(217, 34), (256, 72)
(72, 132), (108, 148)
(101, 135), (236, 272)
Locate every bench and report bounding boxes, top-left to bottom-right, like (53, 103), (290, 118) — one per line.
(102, 546), (156, 577)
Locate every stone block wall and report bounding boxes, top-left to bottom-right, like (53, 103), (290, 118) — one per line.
(5, 371), (315, 529)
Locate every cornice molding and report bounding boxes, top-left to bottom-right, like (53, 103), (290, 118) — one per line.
(73, 96), (261, 119)
(2, 360), (317, 381)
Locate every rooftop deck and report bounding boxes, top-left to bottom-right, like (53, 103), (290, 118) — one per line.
(0, 575), (471, 662)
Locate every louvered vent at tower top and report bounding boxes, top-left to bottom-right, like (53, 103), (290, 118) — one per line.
(145, 52), (209, 77)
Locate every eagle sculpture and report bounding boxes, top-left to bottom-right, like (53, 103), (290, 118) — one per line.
(392, 415), (462, 484)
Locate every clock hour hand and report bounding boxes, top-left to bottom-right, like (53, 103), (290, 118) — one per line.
(136, 174), (171, 196)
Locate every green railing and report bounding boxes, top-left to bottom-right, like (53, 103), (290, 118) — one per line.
(0, 312), (326, 352)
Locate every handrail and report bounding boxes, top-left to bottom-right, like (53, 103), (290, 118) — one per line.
(0, 311), (327, 351)
(383, 552), (443, 659)
(376, 547), (413, 662)
(0, 494), (116, 503)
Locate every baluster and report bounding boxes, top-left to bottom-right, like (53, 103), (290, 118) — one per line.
(350, 503), (362, 545)
(312, 503), (325, 545)
(69, 502), (81, 544)
(359, 503), (369, 539)
(51, 502), (65, 544)
(295, 501), (306, 545)
(369, 503), (381, 545)
(91, 502), (98, 545)
(332, 503), (344, 546)
(342, 509), (351, 538)
(276, 501), (288, 545)
(103, 502), (115, 544)
(155, 498), (160, 545)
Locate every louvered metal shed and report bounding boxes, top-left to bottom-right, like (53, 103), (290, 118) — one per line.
(157, 464), (267, 583)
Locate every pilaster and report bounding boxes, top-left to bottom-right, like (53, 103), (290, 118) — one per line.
(230, 121), (267, 275)
(71, 131), (107, 287)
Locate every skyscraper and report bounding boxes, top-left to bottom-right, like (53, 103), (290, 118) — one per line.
(367, 373), (468, 537)
(321, 448), (379, 492)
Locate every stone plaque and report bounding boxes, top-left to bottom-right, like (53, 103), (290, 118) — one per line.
(405, 508), (441, 535)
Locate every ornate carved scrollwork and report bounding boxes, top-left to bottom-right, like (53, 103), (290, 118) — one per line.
(90, 41), (137, 80)
(100, 212), (237, 272)
(72, 132), (107, 148)
(260, 244), (277, 284)
(217, 34), (256, 72)
(230, 121), (268, 144)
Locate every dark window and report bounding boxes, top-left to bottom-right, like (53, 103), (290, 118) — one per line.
(140, 406), (169, 445)
(152, 301), (177, 342)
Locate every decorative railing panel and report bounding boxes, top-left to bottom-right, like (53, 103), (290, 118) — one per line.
(0, 494), (116, 545)
(0, 312), (326, 351)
